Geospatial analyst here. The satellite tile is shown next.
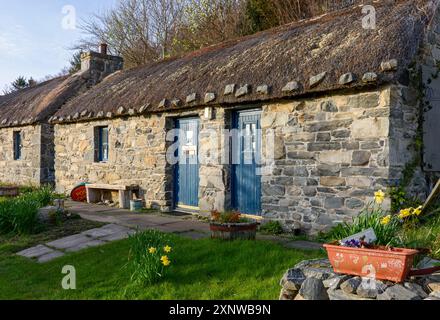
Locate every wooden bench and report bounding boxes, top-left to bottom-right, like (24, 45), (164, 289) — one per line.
(86, 184), (139, 209)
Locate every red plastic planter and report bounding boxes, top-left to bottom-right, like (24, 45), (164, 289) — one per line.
(324, 244), (419, 283)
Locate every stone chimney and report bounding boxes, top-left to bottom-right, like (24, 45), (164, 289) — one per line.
(80, 44), (123, 85)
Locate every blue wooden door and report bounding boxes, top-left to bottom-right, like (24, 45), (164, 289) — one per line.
(232, 110), (262, 215)
(175, 118), (200, 209)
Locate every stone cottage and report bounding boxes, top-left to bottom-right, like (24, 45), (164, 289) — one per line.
(3, 0), (440, 234)
(0, 45), (123, 186)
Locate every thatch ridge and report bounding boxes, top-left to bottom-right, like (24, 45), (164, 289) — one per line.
(54, 0), (433, 121)
(0, 74), (89, 128)
(1, 0), (436, 126)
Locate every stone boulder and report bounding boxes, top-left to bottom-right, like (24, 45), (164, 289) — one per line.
(377, 285), (422, 301)
(280, 259), (434, 301)
(356, 279), (388, 299)
(299, 278), (329, 300)
(340, 277), (362, 294)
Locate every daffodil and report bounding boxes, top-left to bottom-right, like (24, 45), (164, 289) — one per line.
(374, 190), (386, 204)
(381, 215), (392, 225)
(413, 206), (423, 216)
(148, 247), (157, 254)
(164, 245), (172, 253)
(399, 208), (412, 219)
(161, 255), (171, 266)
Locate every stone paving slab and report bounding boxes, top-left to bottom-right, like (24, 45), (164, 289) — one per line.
(117, 215), (182, 227)
(17, 222), (138, 263)
(17, 245), (54, 259)
(66, 203), (124, 213)
(256, 234), (290, 243)
(46, 234), (93, 250)
(82, 223), (131, 238)
(154, 220), (211, 233)
(100, 229), (136, 242)
(75, 213), (121, 224)
(37, 251), (65, 263)
(65, 239), (107, 253)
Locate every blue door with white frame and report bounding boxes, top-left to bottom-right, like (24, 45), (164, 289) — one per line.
(175, 118), (200, 209)
(232, 110), (262, 215)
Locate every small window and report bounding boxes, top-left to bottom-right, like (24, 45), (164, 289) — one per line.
(13, 131), (22, 160)
(95, 126), (109, 162)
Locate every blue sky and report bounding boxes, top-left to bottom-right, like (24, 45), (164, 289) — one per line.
(0, 0), (117, 90)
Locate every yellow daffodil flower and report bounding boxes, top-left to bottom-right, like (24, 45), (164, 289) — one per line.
(162, 259), (171, 267)
(164, 245), (172, 253)
(148, 247), (157, 254)
(374, 190), (385, 204)
(413, 206), (423, 216)
(161, 255), (169, 262)
(381, 215), (392, 225)
(399, 208), (412, 219)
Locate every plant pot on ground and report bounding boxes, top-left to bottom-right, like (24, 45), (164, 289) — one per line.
(210, 210), (258, 241)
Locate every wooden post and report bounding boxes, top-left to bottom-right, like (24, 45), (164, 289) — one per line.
(422, 179), (440, 212)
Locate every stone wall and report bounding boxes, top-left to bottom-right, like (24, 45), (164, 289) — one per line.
(0, 124), (46, 186)
(54, 108), (230, 212)
(198, 107), (231, 212)
(40, 123), (55, 185)
(422, 3), (440, 190)
(55, 114), (170, 209)
(80, 51), (124, 86)
(54, 85), (426, 233)
(388, 83), (427, 199)
(280, 258), (440, 301)
(260, 87), (398, 234)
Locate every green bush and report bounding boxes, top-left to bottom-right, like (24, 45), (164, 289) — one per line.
(26, 186), (54, 207)
(127, 230), (174, 285)
(389, 186), (422, 213)
(0, 186), (55, 235)
(259, 221), (284, 235)
(398, 215), (440, 259)
(322, 204), (402, 247)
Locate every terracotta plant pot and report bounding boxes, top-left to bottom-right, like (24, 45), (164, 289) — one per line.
(324, 244), (419, 283)
(210, 222), (258, 240)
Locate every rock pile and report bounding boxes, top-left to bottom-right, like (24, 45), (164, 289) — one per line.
(280, 259), (440, 301)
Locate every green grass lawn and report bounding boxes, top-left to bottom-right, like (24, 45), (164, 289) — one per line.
(0, 233), (324, 300)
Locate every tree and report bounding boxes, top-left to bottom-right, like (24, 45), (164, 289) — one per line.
(11, 76), (29, 91)
(2, 76), (37, 95)
(75, 0), (363, 69)
(242, 0), (278, 35)
(179, 0), (245, 49)
(68, 52), (82, 74)
(76, 0), (187, 68)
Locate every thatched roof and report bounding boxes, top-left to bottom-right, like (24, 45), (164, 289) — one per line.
(1, 0), (436, 127)
(51, 0), (435, 123)
(0, 74), (88, 128)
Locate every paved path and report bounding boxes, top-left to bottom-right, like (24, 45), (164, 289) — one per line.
(65, 201), (212, 235)
(17, 201), (323, 263)
(17, 224), (135, 263)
